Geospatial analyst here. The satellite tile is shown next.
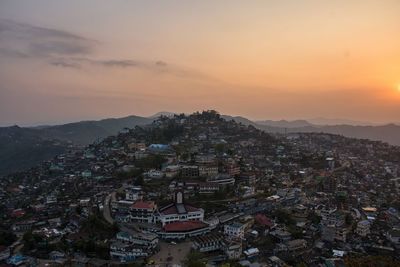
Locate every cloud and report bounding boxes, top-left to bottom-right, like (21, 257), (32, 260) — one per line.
(49, 57), (169, 71)
(0, 18), (216, 82)
(156, 61), (167, 67)
(0, 47), (29, 58)
(49, 59), (81, 69)
(76, 58), (140, 68)
(0, 18), (96, 58)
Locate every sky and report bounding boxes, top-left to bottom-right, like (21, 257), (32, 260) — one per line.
(0, 0), (400, 126)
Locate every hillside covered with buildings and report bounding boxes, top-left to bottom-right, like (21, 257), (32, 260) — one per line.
(1, 111), (400, 266)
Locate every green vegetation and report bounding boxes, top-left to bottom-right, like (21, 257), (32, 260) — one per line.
(135, 154), (167, 170)
(0, 230), (17, 246)
(274, 209), (295, 226)
(183, 251), (206, 267)
(80, 214), (119, 240)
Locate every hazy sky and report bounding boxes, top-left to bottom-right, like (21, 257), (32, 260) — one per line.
(1, 1), (400, 126)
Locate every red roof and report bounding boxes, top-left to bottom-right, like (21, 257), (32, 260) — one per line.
(163, 221), (208, 232)
(11, 209), (25, 218)
(132, 201), (155, 210)
(255, 214), (273, 228)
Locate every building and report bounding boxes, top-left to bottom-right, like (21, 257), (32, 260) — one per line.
(159, 221), (210, 240)
(243, 247), (260, 259)
(129, 201), (157, 223)
(181, 166), (199, 178)
(0, 246), (10, 261)
(145, 169), (164, 179)
(192, 233), (224, 252)
(355, 220), (370, 237)
(110, 241), (148, 262)
(158, 190), (204, 226)
(116, 229), (158, 249)
(12, 220), (36, 233)
(208, 173), (235, 187)
(199, 164), (218, 177)
(286, 239), (307, 253)
(224, 240), (242, 260)
(224, 222), (245, 240)
(165, 165), (180, 178)
(387, 229), (400, 245)
(199, 183), (220, 194)
(125, 186), (143, 201)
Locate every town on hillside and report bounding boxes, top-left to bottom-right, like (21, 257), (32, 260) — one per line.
(1, 111), (400, 267)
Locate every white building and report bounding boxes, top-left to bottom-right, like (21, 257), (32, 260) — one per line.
(165, 165), (180, 178)
(125, 186), (143, 201)
(224, 222), (245, 240)
(158, 190), (204, 226)
(145, 169), (164, 179)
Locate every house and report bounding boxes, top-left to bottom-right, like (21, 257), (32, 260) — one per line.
(46, 195), (57, 204)
(270, 229), (292, 242)
(243, 247), (259, 259)
(224, 240), (242, 260)
(355, 220), (370, 237)
(49, 251), (66, 261)
(286, 239), (307, 253)
(145, 169), (164, 179)
(387, 229), (400, 245)
(7, 254), (27, 266)
(110, 241), (148, 262)
(116, 229), (158, 249)
(0, 246), (10, 261)
(12, 220), (36, 233)
(148, 144), (174, 155)
(192, 233), (224, 252)
(165, 165), (180, 178)
(125, 186), (143, 201)
(224, 222), (245, 240)
(254, 214), (274, 229)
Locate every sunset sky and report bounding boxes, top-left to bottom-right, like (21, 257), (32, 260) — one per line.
(1, 0), (400, 126)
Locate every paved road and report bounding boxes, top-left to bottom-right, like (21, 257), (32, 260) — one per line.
(103, 192), (116, 224)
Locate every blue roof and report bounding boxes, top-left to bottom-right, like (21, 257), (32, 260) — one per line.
(149, 144), (171, 150)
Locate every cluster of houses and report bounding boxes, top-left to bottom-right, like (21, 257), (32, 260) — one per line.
(1, 111), (400, 266)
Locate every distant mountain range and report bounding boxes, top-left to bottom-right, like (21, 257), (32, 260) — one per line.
(0, 115), (152, 176)
(255, 119), (313, 128)
(34, 115), (153, 145)
(222, 115), (400, 145)
(1, 112), (400, 177)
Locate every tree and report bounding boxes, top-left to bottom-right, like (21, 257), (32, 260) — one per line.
(0, 230), (17, 246)
(134, 175), (144, 186)
(183, 251), (206, 267)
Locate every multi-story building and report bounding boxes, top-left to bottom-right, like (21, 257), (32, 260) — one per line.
(181, 166), (199, 178)
(125, 186), (142, 201)
(224, 222), (245, 240)
(158, 190), (204, 226)
(199, 164), (218, 177)
(116, 229), (158, 249)
(129, 201), (157, 223)
(355, 220), (370, 237)
(109, 241), (148, 262)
